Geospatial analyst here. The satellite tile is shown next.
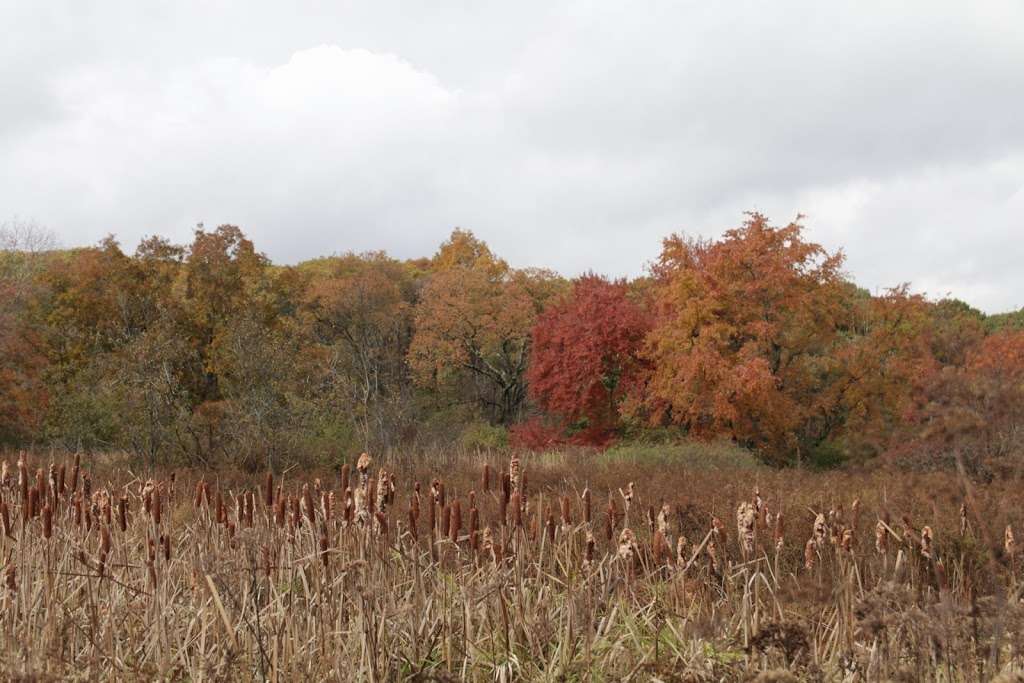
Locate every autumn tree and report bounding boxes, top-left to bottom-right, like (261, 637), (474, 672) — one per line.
(527, 274), (650, 441)
(0, 220), (55, 444)
(303, 251), (418, 449)
(640, 214), (850, 465)
(409, 230), (539, 424)
(907, 330), (1024, 472)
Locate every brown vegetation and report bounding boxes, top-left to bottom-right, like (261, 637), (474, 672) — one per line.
(0, 449), (1021, 680)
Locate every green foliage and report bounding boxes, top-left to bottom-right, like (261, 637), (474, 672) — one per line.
(458, 422), (509, 451)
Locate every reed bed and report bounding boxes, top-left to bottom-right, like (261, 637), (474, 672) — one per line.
(0, 450), (1021, 681)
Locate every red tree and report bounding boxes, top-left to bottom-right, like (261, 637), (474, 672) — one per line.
(526, 274), (651, 443)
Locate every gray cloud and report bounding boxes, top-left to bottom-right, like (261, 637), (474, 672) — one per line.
(1, 1), (1021, 312)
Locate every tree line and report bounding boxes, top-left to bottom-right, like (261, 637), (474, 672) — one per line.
(1, 215), (1021, 470)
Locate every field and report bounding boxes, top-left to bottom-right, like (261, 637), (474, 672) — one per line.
(0, 447), (1022, 681)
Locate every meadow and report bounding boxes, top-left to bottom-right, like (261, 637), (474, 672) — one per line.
(0, 446), (1021, 681)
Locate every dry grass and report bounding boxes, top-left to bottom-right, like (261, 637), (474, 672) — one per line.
(0, 448), (1021, 681)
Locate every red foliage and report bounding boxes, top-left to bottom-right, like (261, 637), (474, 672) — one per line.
(509, 417), (565, 451)
(527, 274), (651, 442)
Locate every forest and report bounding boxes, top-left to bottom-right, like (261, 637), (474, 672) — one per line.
(1, 213), (1022, 472)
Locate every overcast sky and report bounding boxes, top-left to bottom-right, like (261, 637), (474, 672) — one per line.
(1, 2), (1021, 313)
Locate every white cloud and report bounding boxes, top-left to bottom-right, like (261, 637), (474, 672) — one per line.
(0, 2), (1021, 313)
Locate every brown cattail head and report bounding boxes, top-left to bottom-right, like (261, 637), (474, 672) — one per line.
(42, 504), (52, 539)
(408, 506), (419, 542)
(265, 472), (274, 507)
(275, 495), (286, 528)
(427, 496), (437, 538)
(340, 463), (351, 493)
(441, 504), (451, 539)
(28, 488), (38, 519)
(585, 530), (596, 566)
(560, 496), (572, 530)
(5, 563), (15, 592)
(70, 453), (80, 495)
(0, 501), (11, 538)
(501, 472), (511, 505)
(481, 463), (490, 492)
(545, 507), (556, 544)
(469, 506), (479, 551)
(58, 464), (66, 496)
(118, 495), (128, 532)
(582, 488), (592, 525)
(653, 528), (668, 565)
(320, 533), (329, 567)
(773, 511), (784, 550)
(510, 493), (522, 528)
(152, 490), (162, 526)
(162, 534), (172, 562)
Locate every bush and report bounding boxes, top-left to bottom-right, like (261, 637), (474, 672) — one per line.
(459, 422), (509, 451)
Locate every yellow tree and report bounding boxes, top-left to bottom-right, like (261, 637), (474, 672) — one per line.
(409, 230), (539, 424)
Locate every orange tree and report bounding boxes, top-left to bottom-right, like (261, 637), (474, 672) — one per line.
(409, 230), (541, 424)
(638, 214), (851, 465)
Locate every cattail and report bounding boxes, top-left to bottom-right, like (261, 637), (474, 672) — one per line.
(469, 506), (479, 552)
(812, 513), (827, 548)
(450, 500), (462, 543)
(58, 464), (66, 496)
(42, 504), (52, 539)
(840, 527), (853, 554)
(376, 470), (389, 515)
(153, 490), (162, 526)
(275, 495), (286, 528)
(617, 527), (637, 562)
(510, 493), (522, 528)
(292, 496), (302, 528)
(340, 463), (350, 493)
(0, 501), (10, 538)
(773, 512), (784, 550)
(28, 489), (38, 520)
(99, 525), (111, 577)
(736, 502), (756, 558)
(481, 463), (490, 492)
(367, 476), (377, 514)
(560, 496), (571, 530)
(323, 490), (332, 521)
(427, 497), (436, 538)
(83, 472), (91, 499)
(499, 487), (508, 527)
(604, 498), (615, 542)
(441, 504), (451, 539)
(584, 530), (596, 567)
(920, 526), (933, 559)
(194, 481), (204, 509)
(676, 535), (688, 565)
(804, 538), (816, 570)
(73, 496), (82, 527)
(875, 519), (888, 554)
(1005, 525), (1016, 560)
(18, 457), (28, 521)
(227, 520), (236, 539)
(320, 532), (329, 567)
(47, 464), (57, 502)
(653, 528), (668, 565)
(509, 456), (521, 494)
(5, 563), (15, 592)
(582, 488), (592, 525)
(265, 472), (274, 507)
(501, 472), (511, 506)
(375, 510), (388, 537)
(408, 506), (419, 542)
(545, 508), (556, 544)
(118, 495), (128, 532)
(656, 503), (671, 535)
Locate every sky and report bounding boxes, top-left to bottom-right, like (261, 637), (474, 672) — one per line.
(1, 1), (1021, 313)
